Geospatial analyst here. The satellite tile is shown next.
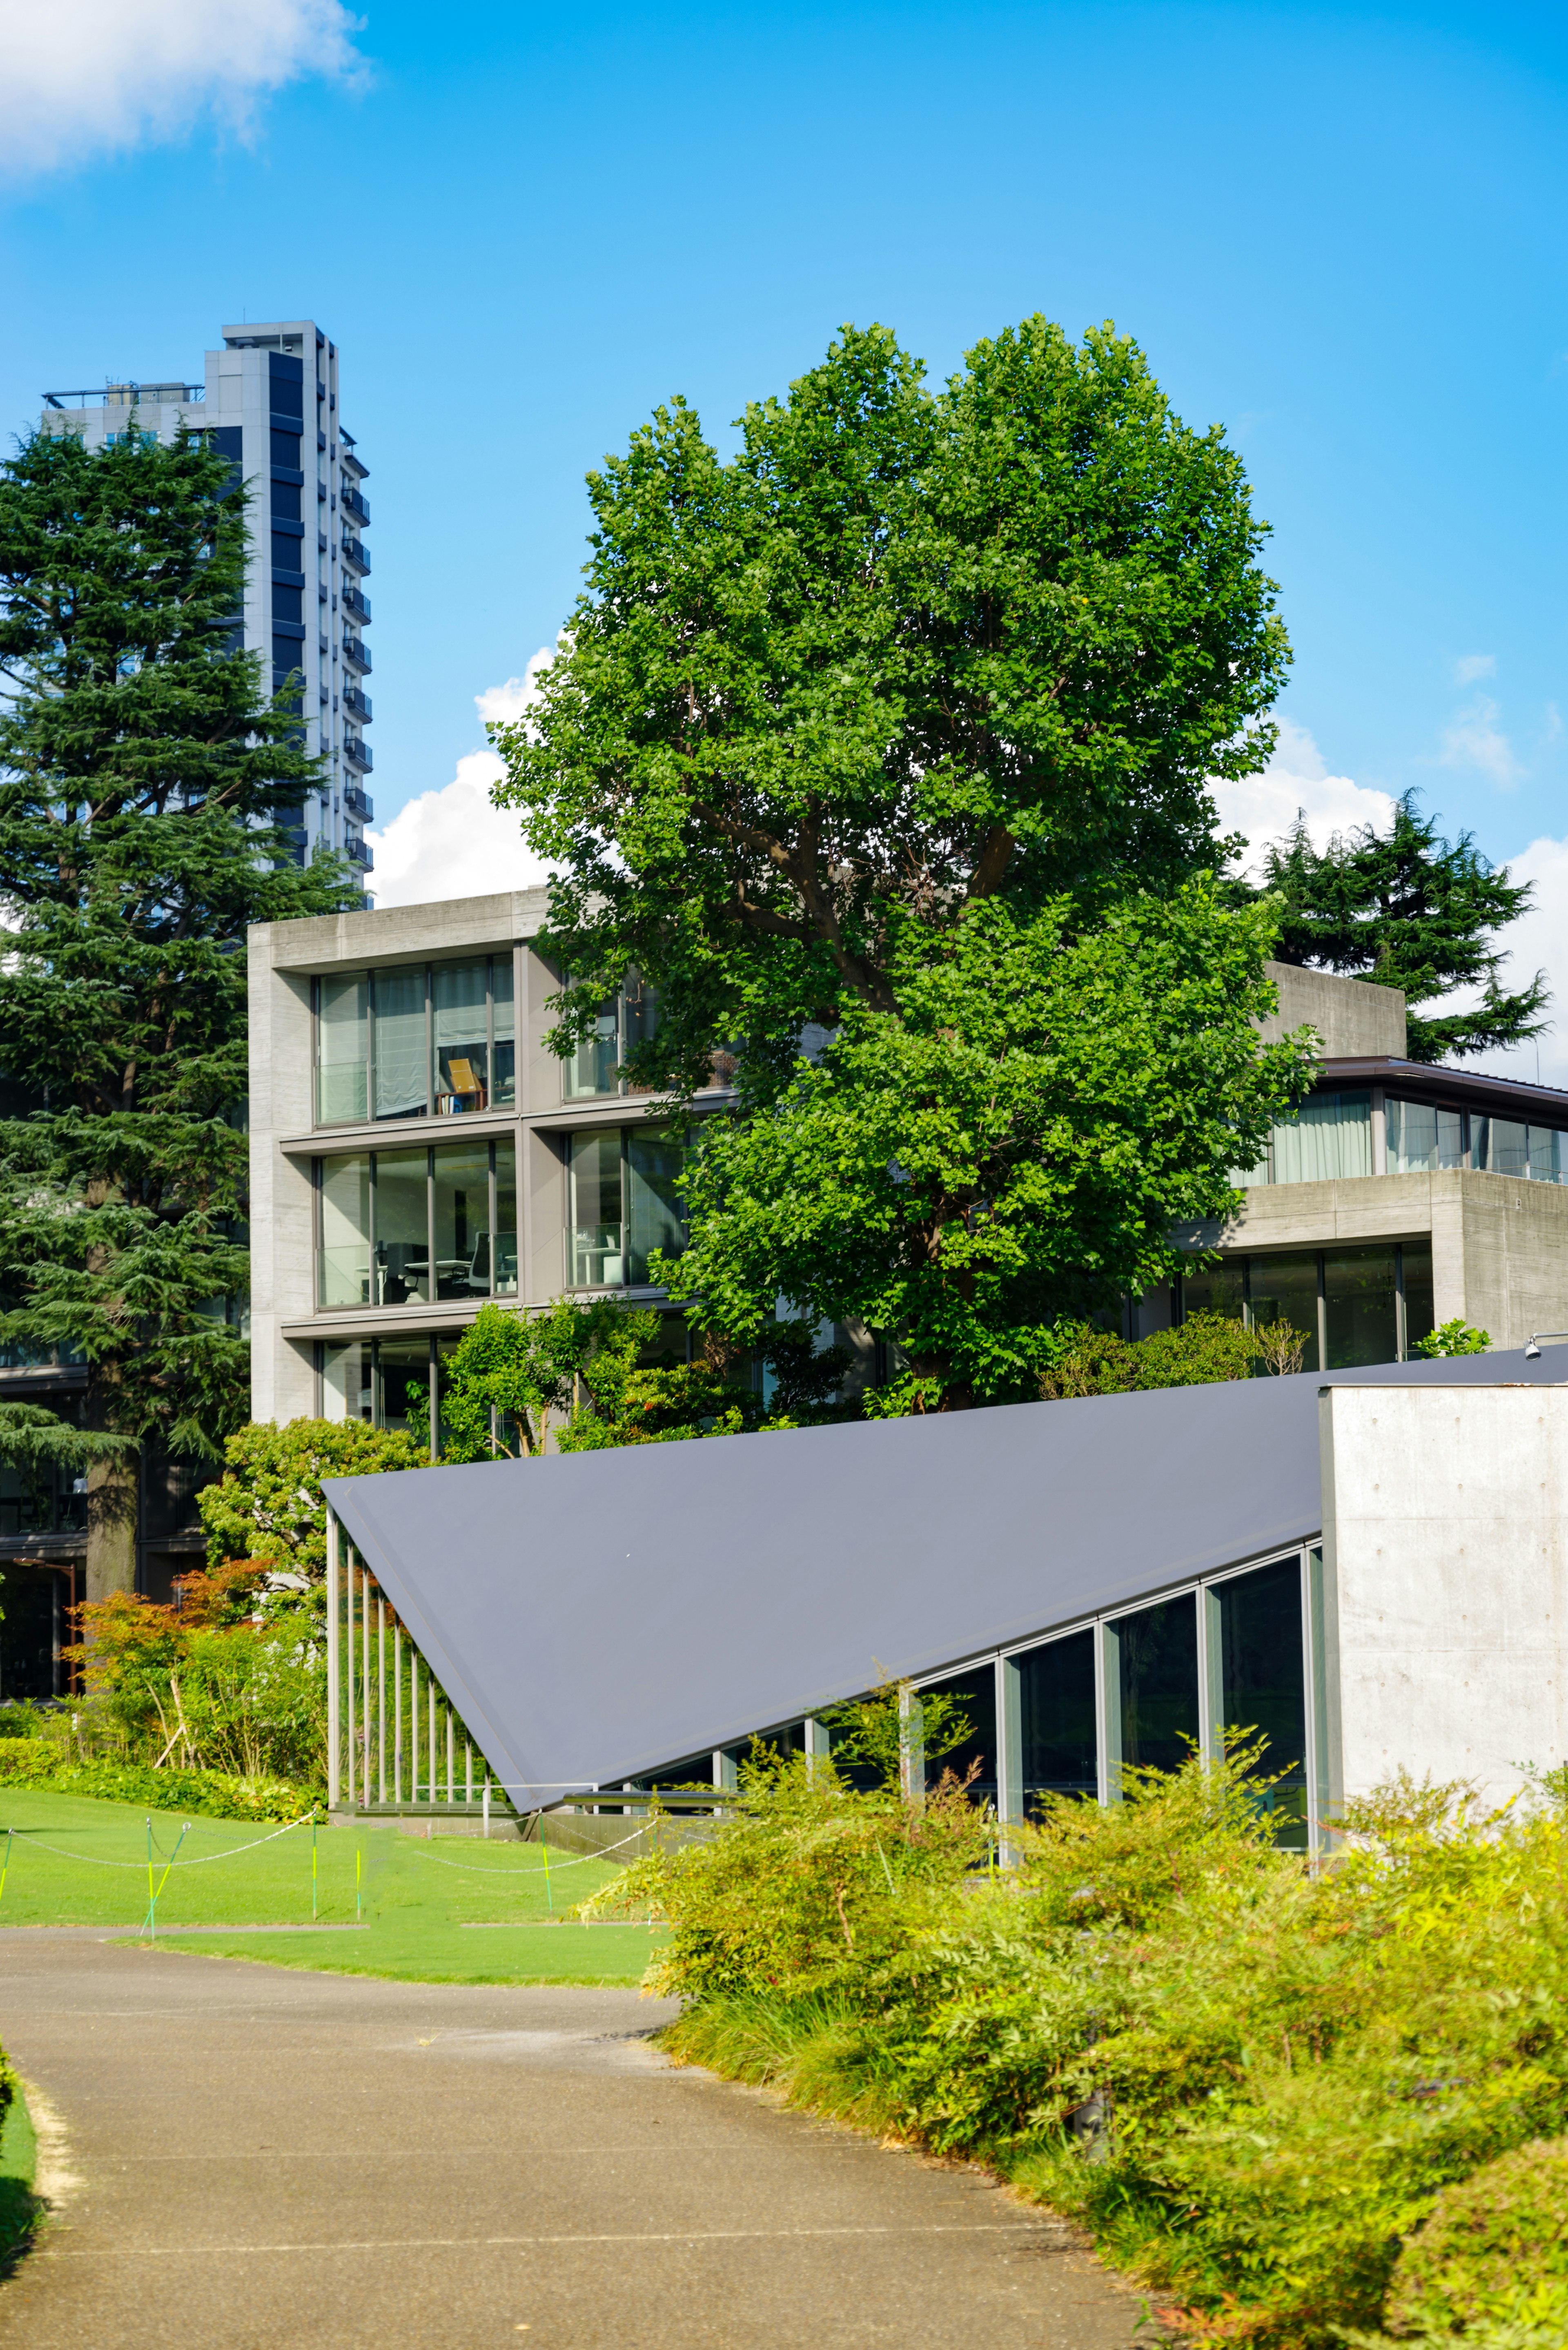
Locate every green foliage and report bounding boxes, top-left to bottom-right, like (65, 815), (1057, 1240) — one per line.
(0, 1740), (307, 1820)
(641, 1755), (1568, 2348)
(440, 1300), (858, 1458)
(590, 1745), (994, 2002)
(0, 1403), (130, 1469)
(1414, 1318), (1491, 1358)
(0, 425), (359, 1506)
(1039, 1310), (1261, 1398)
(495, 317), (1290, 1110)
(197, 1417), (427, 1578)
(819, 1677), (975, 1790)
(67, 1570), (325, 1788)
(1383, 2138), (1568, 2341)
(1248, 796), (1546, 1063)
(656, 894), (1314, 1410)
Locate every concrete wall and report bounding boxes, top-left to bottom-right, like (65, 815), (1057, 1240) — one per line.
(1261, 960), (1406, 1059)
(1320, 1383), (1568, 1812)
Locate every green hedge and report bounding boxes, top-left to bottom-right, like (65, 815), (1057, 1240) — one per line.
(0, 1741), (315, 1822)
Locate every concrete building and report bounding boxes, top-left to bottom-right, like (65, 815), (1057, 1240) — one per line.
(248, 895), (1568, 1454)
(321, 1346), (1568, 1840)
(41, 318), (374, 884)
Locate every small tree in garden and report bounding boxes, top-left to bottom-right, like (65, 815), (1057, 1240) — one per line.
(1414, 1317), (1490, 1358)
(196, 1418), (427, 1583)
(1039, 1311), (1262, 1398)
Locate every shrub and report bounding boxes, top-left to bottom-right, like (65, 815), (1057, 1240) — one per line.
(196, 1417), (427, 1579)
(1385, 2137), (1568, 2337)
(0, 1741), (307, 1819)
(1040, 1312), (1259, 1397)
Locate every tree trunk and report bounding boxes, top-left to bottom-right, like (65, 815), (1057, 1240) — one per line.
(86, 1452), (137, 1601)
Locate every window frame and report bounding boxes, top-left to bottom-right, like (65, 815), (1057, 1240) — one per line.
(313, 1136), (517, 1310)
(312, 952), (517, 1128)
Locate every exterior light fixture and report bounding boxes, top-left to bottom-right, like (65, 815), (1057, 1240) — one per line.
(1523, 1331), (1568, 1360)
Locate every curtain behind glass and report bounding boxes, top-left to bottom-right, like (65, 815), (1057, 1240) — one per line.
(627, 1133), (686, 1283)
(1271, 1092), (1372, 1183)
(373, 968), (427, 1119)
(316, 974), (368, 1124)
(1388, 1098), (1464, 1173)
(432, 960), (488, 1112)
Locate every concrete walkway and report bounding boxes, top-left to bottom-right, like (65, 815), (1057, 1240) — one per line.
(0, 1933), (1152, 2349)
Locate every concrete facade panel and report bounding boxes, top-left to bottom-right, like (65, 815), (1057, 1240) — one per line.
(1260, 961), (1407, 1059)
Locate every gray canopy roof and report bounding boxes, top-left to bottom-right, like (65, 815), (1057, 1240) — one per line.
(323, 1346), (1566, 1809)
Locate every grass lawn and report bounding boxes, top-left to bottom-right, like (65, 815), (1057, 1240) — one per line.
(0, 1788), (664, 1987)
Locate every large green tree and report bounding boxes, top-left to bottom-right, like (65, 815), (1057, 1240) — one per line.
(655, 893), (1314, 1412)
(0, 422), (356, 1597)
(1251, 796), (1546, 1063)
(493, 317), (1292, 1106)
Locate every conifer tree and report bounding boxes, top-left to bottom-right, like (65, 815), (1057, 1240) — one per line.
(0, 422), (357, 1597)
(1254, 796), (1546, 1063)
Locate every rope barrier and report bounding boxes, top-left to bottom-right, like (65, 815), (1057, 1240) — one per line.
(16, 1813), (316, 1870)
(403, 1824), (652, 1874)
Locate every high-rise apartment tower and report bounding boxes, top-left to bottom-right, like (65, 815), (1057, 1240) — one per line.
(41, 318), (374, 889)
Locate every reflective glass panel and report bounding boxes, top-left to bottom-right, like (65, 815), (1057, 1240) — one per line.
(491, 955), (516, 1108)
(316, 973), (368, 1124)
(568, 1129), (624, 1285)
(431, 1139), (491, 1302)
(378, 1336), (432, 1444)
(373, 968), (427, 1120)
(566, 998), (620, 1099)
(1387, 1098), (1464, 1173)
(1271, 1091), (1372, 1183)
(1402, 1241), (1434, 1353)
(1247, 1253), (1321, 1373)
(493, 1139), (517, 1297)
(920, 1667), (997, 1806)
(1108, 1591), (1198, 1779)
(1216, 1556), (1308, 1849)
(321, 1338), (372, 1423)
(1180, 1263), (1247, 1322)
(621, 974), (659, 1085)
(374, 1149), (430, 1306)
(318, 1155), (371, 1308)
(1324, 1245), (1397, 1368)
(1017, 1628), (1098, 1807)
(434, 1332), (466, 1458)
(627, 1132), (686, 1284)
(1474, 1115), (1529, 1180)
(433, 960), (488, 1114)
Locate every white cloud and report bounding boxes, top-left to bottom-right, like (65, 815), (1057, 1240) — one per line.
(1209, 718), (1397, 881)
(1438, 693), (1521, 788)
(1445, 831), (1568, 1090)
(1454, 653), (1497, 685)
(364, 656), (559, 910)
(0, 0), (365, 178)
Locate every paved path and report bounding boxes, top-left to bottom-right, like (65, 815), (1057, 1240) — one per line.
(0, 1932), (1151, 2349)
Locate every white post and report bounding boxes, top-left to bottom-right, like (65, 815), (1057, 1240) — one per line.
(344, 1547), (356, 1810)
(427, 1682), (435, 1802)
(465, 1741), (473, 1806)
(446, 1708), (454, 1805)
(410, 1650), (419, 1808)
(394, 1621), (403, 1804)
(326, 1509), (341, 1812)
(361, 1566), (371, 1812)
(378, 1597), (387, 1805)
(482, 1777), (490, 1839)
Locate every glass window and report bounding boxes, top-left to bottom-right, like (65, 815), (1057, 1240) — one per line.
(1474, 1117), (1564, 1183)
(567, 997), (621, 1099)
(322, 1338), (372, 1422)
(433, 960), (488, 1114)
(1402, 1240), (1434, 1353)
(1247, 1253), (1321, 1373)
(1215, 1557), (1308, 1850)
(431, 1140), (491, 1302)
(374, 1148), (430, 1306)
(1388, 1098), (1464, 1174)
(1323, 1245), (1396, 1368)
(491, 956), (516, 1108)
(377, 1336), (433, 1444)
(568, 1129), (624, 1286)
(316, 973), (368, 1124)
(434, 1332), (466, 1456)
(319, 1155), (371, 1308)
(627, 1132), (686, 1284)
(1106, 1591), (1198, 1780)
(373, 967), (427, 1121)
(1179, 1263), (1247, 1322)
(919, 1668), (997, 1806)
(1016, 1628), (1098, 1808)
(1271, 1091), (1372, 1184)
(494, 1139), (517, 1297)
(621, 974), (659, 1080)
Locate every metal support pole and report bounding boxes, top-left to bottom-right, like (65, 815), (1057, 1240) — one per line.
(326, 1510), (341, 1811)
(394, 1622), (403, 1804)
(361, 1565), (371, 1812)
(447, 1709), (454, 1805)
(482, 1777), (490, 1839)
(410, 1649), (419, 1808)
(345, 1546), (356, 1810)
(428, 1682), (436, 1803)
(378, 1597), (387, 1804)
(465, 1741), (473, 1805)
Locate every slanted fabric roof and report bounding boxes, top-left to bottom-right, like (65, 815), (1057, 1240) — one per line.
(322, 1347), (1568, 1809)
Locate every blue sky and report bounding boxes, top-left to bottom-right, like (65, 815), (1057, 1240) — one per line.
(3, 0), (1568, 1058)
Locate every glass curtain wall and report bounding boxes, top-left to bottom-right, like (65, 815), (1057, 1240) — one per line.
(1104, 1592), (1199, 1777)
(567, 1129), (688, 1288)
(918, 1667), (998, 1806)
(313, 955), (518, 1126)
(1179, 1243), (1434, 1370)
(1474, 1118), (1565, 1183)
(564, 977), (661, 1100)
(322, 1333), (457, 1454)
(1214, 1556), (1309, 1848)
(1388, 1099), (1465, 1173)
(1015, 1628), (1098, 1806)
(316, 1140), (518, 1309)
